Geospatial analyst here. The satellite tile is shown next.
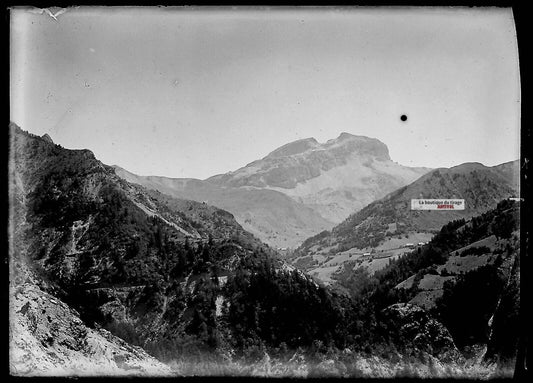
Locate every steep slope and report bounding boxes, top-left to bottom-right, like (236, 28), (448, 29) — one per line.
(10, 265), (171, 376)
(387, 200), (519, 311)
(295, 161), (519, 284)
(8, 123), (262, 374)
(379, 200), (520, 365)
(208, 132), (430, 224)
(331, 199), (520, 370)
(8, 123), (351, 374)
(113, 166), (333, 249)
(8, 126), (180, 375)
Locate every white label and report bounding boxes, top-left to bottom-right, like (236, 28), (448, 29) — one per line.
(411, 199), (465, 210)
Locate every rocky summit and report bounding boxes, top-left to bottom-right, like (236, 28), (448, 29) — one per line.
(41, 133), (54, 144)
(207, 132), (430, 224)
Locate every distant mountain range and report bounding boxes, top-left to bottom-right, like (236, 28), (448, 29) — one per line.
(115, 132), (430, 248)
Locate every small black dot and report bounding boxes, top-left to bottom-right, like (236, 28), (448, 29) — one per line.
(401, 115), (407, 122)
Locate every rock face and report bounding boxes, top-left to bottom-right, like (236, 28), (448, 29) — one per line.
(10, 274), (171, 376)
(207, 132), (429, 224)
(209, 133), (394, 189)
(267, 137), (320, 159)
(484, 248), (521, 365)
(381, 303), (463, 363)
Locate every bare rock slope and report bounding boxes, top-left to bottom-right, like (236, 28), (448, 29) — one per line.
(10, 278), (172, 376)
(208, 132), (430, 224)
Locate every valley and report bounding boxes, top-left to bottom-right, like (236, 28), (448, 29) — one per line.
(292, 232), (434, 285)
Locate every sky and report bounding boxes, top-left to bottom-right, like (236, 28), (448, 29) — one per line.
(10, 7), (520, 179)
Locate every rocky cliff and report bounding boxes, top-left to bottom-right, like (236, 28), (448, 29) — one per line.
(10, 267), (172, 376)
(208, 132), (430, 224)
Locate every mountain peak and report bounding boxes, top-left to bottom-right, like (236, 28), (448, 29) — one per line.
(266, 133), (388, 160)
(42, 133), (54, 144)
(266, 137), (319, 158)
(323, 133), (390, 161)
(337, 132), (357, 140)
(328, 132), (374, 143)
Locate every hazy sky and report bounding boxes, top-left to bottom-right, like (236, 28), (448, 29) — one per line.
(10, 7), (520, 179)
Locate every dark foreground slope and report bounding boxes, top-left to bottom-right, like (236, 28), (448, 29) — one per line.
(8, 124), (350, 374)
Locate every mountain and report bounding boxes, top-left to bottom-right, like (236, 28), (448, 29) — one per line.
(294, 161), (519, 285)
(114, 132), (430, 248)
(113, 166), (333, 249)
(207, 132), (431, 224)
(321, 198), (521, 373)
(8, 123), (351, 375)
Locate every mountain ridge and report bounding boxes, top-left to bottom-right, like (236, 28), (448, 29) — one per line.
(206, 132), (407, 188)
(113, 165), (334, 249)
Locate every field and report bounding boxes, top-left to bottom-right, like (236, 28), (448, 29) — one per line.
(303, 232), (434, 284)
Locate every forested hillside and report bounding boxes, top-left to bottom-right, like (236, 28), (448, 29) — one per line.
(298, 162), (518, 255)
(333, 199), (520, 368)
(292, 160), (519, 286)
(8, 124), (353, 373)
